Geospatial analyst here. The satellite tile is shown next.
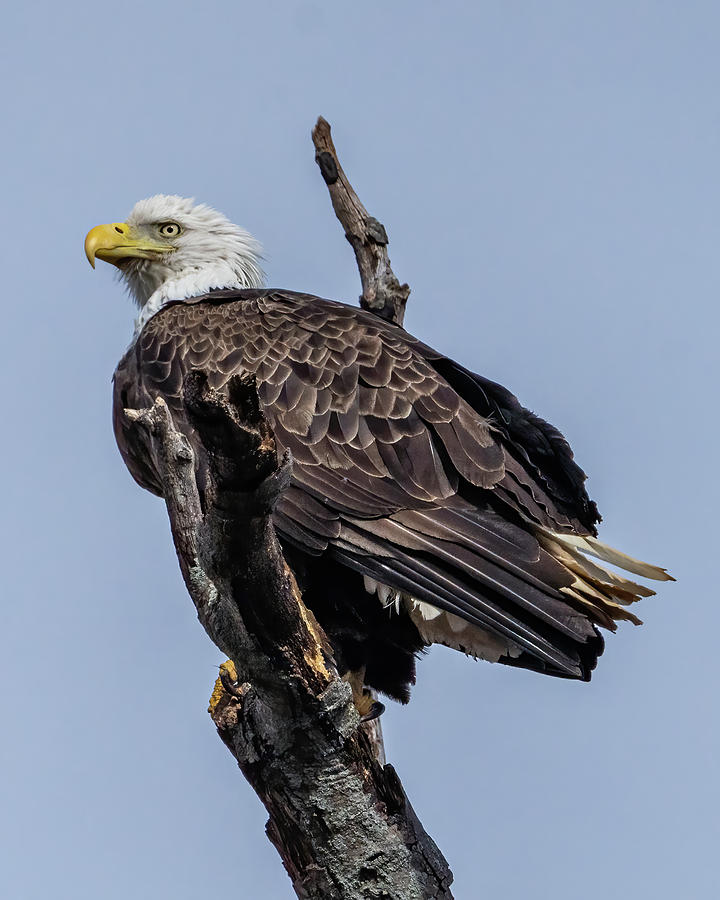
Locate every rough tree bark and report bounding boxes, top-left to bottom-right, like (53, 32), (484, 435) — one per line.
(312, 116), (411, 327)
(123, 118), (454, 899)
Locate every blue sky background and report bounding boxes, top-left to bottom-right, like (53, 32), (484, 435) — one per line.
(2, 2), (717, 897)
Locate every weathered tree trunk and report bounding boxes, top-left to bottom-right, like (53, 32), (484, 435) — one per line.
(123, 118), (454, 899)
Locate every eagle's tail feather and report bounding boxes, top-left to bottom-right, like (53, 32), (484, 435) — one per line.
(323, 507), (672, 682)
(537, 530), (672, 628)
(544, 531), (673, 582)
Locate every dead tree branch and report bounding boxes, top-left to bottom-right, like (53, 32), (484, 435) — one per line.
(312, 116), (411, 326)
(123, 119), (454, 898)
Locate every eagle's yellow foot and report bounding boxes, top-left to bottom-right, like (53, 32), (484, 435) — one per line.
(342, 668), (385, 722)
(208, 660), (241, 715)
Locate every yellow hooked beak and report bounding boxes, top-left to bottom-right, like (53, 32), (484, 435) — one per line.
(84, 222), (174, 269)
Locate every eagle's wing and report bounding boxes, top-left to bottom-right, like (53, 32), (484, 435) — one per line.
(114, 289), (669, 679)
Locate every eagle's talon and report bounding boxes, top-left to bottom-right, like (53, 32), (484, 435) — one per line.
(218, 660), (243, 697)
(360, 700), (385, 722)
(342, 669), (384, 720)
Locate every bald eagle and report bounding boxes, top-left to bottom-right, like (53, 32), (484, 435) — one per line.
(86, 195), (671, 710)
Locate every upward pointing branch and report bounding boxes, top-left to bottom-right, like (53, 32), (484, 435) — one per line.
(312, 116), (411, 326)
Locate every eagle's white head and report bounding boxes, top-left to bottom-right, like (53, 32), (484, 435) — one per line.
(85, 195), (265, 331)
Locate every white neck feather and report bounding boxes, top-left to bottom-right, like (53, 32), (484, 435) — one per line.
(132, 260), (263, 334)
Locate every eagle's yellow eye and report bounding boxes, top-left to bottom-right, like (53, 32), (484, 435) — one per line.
(158, 222), (181, 238)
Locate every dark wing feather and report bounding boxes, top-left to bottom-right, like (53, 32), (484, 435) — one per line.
(420, 354), (601, 533)
(113, 289), (606, 679)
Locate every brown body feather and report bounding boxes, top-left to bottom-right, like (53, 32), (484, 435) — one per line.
(114, 289), (670, 696)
